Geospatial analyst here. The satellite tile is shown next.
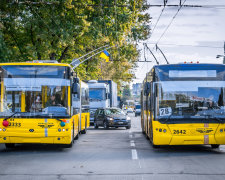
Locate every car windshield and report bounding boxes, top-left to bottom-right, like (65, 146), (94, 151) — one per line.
(155, 81), (225, 123)
(0, 65), (70, 118)
(105, 109), (125, 115)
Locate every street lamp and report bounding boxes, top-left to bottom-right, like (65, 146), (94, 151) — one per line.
(216, 55), (225, 58)
(216, 55), (225, 64)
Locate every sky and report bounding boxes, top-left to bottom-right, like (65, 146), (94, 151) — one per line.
(133, 0), (225, 84)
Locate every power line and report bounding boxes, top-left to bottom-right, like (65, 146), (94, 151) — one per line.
(12, 1), (225, 8)
(150, 2), (168, 38)
(156, 0), (187, 45)
(144, 43), (223, 49)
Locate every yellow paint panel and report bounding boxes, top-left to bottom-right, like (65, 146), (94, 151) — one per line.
(152, 121), (223, 145)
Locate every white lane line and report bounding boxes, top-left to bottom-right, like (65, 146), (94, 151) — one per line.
(131, 149), (138, 160)
(138, 160), (142, 168)
(130, 140), (135, 147)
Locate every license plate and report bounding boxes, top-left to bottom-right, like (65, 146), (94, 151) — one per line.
(118, 122), (123, 124)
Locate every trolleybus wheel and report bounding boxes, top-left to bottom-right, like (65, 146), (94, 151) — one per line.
(211, 144), (220, 149)
(75, 121), (79, 140)
(5, 143), (15, 149)
(74, 131), (79, 140)
(152, 144), (160, 148)
(63, 141), (73, 148)
(81, 120), (87, 134)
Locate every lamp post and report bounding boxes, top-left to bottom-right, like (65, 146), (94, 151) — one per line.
(216, 55), (225, 64)
(70, 45), (116, 70)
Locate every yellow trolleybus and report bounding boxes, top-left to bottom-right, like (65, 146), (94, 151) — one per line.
(0, 61), (89, 148)
(141, 63), (225, 148)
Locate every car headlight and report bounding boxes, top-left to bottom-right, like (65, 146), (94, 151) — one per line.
(107, 117), (114, 121)
(126, 117), (131, 121)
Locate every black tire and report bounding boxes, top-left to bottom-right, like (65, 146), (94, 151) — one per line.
(103, 121), (109, 129)
(81, 129), (86, 134)
(126, 126), (131, 129)
(81, 120), (87, 134)
(62, 141), (73, 148)
(75, 121), (79, 140)
(94, 122), (98, 129)
(5, 143), (16, 149)
(74, 131), (79, 140)
(152, 144), (160, 148)
(211, 144), (220, 149)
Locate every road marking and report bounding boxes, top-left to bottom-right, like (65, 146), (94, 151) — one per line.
(131, 149), (138, 160)
(130, 140), (135, 147)
(129, 134), (133, 138)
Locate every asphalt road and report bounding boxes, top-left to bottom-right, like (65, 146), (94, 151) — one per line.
(1, 113), (225, 180)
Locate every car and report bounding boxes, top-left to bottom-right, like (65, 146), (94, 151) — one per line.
(134, 104), (141, 116)
(94, 108), (131, 129)
(127, 108), (133, 113)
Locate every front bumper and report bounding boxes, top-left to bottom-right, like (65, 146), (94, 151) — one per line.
(108, 121), (131, 127)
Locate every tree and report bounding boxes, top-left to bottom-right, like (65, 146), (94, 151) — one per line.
(122, 85), (132, 103)
(0, 0), (150, 91)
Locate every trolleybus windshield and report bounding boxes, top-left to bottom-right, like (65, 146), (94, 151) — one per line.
(0, 65), (70, 118)
(155, 81), (225, 123)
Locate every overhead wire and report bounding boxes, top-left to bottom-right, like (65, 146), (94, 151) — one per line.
(150, 2), (168, 38)
(144, 42), (223, 49)
(155, 0), (187, 45)
(136, 0), (169, 77)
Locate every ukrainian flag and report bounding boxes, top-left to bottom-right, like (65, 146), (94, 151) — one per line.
(100, 50), (110, 62)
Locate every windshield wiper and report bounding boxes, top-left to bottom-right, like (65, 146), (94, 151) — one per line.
(210, 117), (224, 124)
(3, 111), (20, 121)
(163, 114), (173, 123)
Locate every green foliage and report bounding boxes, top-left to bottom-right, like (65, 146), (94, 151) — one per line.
(122, 85), (132, 102)
(0, 0), (150, 91)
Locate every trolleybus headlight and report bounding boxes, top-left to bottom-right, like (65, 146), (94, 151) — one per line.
(60, 121), (66, 127)
(220, 129), (223, 133)
(159, 129), (162, 132)
(0, 128), (2, 131)
(3, 128), (6, 132)
(163, 129), (167, 133)
(58, 128), (61, 132)
(2, 120), (9, 127)
(62, 129), (65, 132)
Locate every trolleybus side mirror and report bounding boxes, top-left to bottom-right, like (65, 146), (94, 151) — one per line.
(106, 93), (110, 99)
(73, 77), (79, 83)
(144, 82), (151, 96)
(72, 82), (80, 94)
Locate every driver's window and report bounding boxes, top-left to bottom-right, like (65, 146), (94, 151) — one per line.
(99, 110), (104, 115)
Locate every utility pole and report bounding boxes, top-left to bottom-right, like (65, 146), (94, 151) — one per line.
(223, 42), (225, 64)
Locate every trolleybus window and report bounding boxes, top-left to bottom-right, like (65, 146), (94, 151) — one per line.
(2, 65), (70, 79)
(155, 81), (225, 123)
(0, 65), (71, 118)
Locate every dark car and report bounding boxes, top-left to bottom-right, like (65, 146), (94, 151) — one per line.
(134, 104), (141, 117)
(94, 108), (131, 129)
